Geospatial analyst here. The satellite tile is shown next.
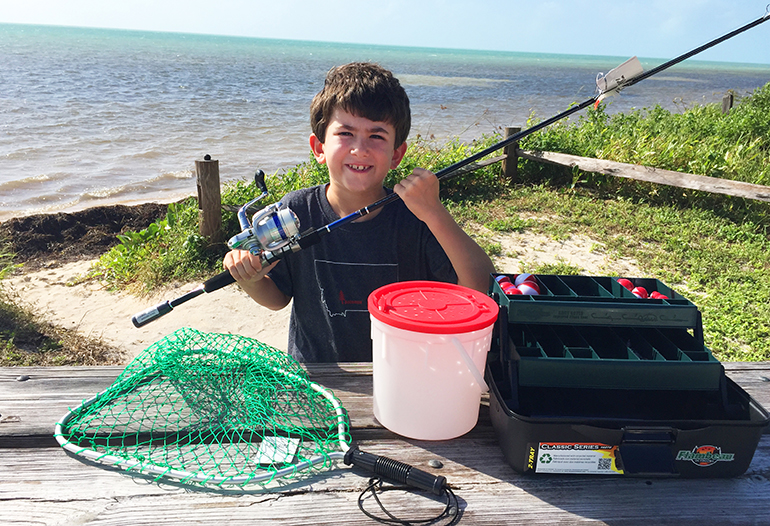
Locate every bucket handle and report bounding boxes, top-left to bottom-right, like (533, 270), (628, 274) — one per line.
(451, 338), (489, 393)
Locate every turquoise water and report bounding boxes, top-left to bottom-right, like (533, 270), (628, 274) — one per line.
(1, 23), (769, 219)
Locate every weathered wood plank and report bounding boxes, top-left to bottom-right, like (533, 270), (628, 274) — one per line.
(3, 363), (770, 525)
(2, 364), (768, 445)
(8, 483), (770, 526)
(0, 364), (380, 446)
(518, 149), (770, 202)
(3, 438), (770, 525)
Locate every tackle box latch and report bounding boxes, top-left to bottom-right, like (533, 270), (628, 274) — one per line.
(618, 427), (678, 476)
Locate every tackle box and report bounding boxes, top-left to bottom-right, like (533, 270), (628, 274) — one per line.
(486, 274), (769, 478)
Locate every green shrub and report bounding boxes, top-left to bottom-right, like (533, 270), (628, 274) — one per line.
(518, 82), (770, 223)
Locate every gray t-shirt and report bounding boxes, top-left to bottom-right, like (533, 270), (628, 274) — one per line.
(268, 184), (457, 362)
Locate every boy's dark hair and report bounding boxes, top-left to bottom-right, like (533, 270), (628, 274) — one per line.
(310, 62), (411, 147)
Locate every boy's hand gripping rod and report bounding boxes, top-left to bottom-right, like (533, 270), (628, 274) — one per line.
(131, 170), (310, 327)
(132, 7), (770, 328)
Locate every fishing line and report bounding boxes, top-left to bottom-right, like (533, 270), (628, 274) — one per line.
(132, 8), (770, 327)
(358, 476), (461, 526)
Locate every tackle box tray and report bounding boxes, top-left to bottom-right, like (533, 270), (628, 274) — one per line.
(490, 274), (720, 391)
(486, 357), (770, 478)
(491, 274), (701, 329)
(505, 322), (722, 390)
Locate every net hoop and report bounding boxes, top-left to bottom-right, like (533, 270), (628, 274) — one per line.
(54, 329), (351, 486)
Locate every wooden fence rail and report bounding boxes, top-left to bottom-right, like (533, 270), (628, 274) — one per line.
(438, 126), (770, 203)
(516, 149), (770, 203)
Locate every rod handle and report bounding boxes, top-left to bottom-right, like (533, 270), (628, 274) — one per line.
(202, 270), (236, 293)
(344, 447), (447, 496)
(131, 301), (172, 328)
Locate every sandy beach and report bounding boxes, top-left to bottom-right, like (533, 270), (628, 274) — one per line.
(2, 228), (642, 363)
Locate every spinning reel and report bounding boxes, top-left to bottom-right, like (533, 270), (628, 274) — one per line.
(227, 170), (301, 258)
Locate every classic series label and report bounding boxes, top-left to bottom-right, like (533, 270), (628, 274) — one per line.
(535, 443), (623, 474)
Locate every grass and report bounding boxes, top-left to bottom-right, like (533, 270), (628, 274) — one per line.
(459, 186), (770, 361)
(518, 82), (770, 224)
(0, 288), (123, 366)
(2, 82), (770, 364)
(0, 228), (123, 366)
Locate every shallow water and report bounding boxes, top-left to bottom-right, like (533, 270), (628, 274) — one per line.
(2, 24), (769, 220)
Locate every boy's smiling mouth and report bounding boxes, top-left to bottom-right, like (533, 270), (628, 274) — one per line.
(347, 164), (371, 172)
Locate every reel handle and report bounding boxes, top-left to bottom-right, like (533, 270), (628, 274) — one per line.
(254, 169), (268, 197)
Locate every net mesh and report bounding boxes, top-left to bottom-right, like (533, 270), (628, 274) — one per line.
(56, 328), (351, 486)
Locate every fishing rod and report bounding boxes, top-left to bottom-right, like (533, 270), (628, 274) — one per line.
(131, 7), (770, 328)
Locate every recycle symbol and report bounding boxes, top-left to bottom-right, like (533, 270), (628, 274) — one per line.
(539, 453), (553, 464)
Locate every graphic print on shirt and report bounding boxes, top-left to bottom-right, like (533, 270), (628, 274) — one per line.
(315, 259), (398, 317)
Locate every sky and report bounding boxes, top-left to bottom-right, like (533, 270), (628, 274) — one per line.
(1, 0), (769, 64)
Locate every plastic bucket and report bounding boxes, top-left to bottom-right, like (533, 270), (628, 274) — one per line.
(368, 280), (499, 440)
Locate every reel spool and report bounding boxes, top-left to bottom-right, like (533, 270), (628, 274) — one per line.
(228, 202), (300, 255)
(252, 203), (300, 252)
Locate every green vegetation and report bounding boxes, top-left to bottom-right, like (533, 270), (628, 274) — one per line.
(0, 292), (120, 366)
(519, 83), (770, 223)
(3, 82), (769, 363)
(93, 199), (219, 291)
(1, 237), (120, 365)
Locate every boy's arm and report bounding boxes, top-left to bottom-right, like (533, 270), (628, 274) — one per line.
(223, 250), (291, 310)
(394, 168), (496, 293)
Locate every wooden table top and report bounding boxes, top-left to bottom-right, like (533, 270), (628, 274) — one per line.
(2, 362), (769, 525)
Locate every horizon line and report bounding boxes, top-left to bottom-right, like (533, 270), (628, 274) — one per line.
(4, 21), (770, 69)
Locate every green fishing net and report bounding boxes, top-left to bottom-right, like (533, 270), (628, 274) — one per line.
(55, 328), (352, 486)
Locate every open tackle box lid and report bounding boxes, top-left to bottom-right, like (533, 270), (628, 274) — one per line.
(490, 274), (720, 391)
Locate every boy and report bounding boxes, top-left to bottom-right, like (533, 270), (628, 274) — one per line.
(224, 62), (495, 362)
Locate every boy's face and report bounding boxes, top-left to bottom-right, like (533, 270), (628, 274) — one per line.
(310, 108), (407, 200)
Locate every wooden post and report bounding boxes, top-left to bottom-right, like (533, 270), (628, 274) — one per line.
(501, 126), (521, 182)
(722, 92), (734, 114)
(195, 154), (223, 243)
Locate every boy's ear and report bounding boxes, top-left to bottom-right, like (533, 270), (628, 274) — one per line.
(390, 142), (408, 169)
(309, 134), (326, 164)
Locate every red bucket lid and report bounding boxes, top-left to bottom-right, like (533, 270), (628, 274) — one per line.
(368, 280), (499, 334)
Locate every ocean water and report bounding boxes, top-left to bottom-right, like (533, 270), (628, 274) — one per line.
(2, 24), (769, 221)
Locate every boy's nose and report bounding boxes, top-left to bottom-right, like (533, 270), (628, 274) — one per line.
(350, 139), (368, 155)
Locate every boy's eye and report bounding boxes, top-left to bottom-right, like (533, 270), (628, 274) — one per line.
(370, 134), (385, 140)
